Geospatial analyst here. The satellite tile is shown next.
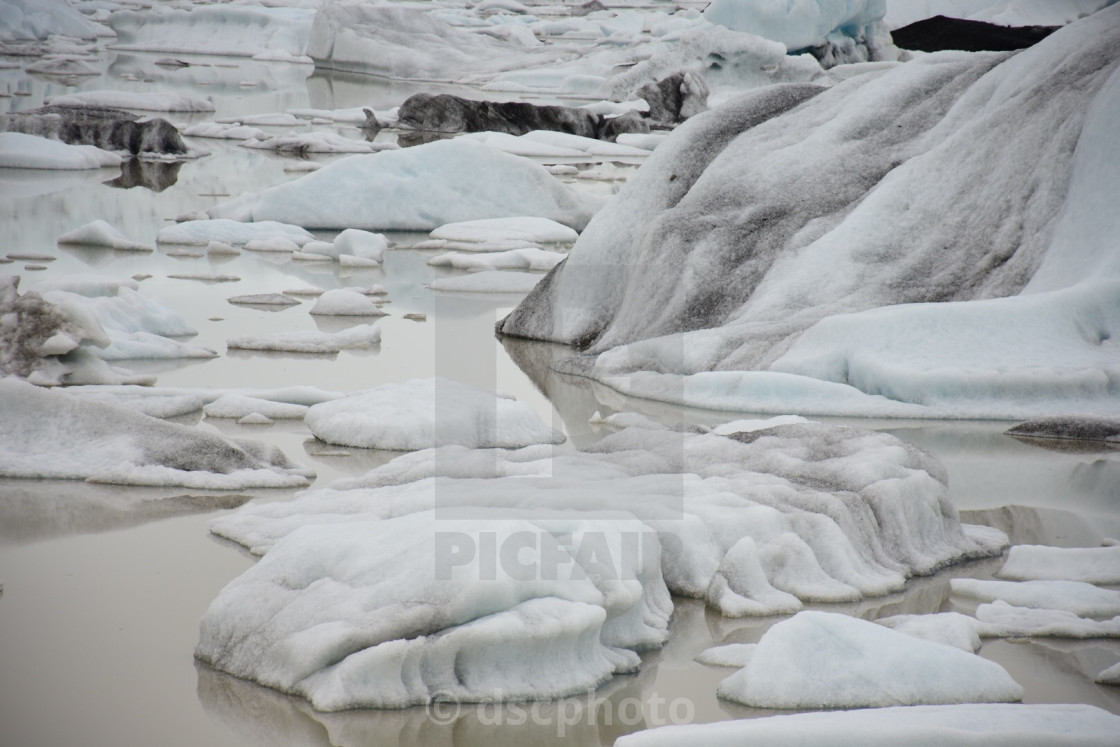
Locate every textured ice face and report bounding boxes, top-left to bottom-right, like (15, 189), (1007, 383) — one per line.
(198, 421), (1005, 709)
(500, 7), (1120, 419)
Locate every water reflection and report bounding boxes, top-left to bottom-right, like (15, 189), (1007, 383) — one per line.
(197, 661), (660, 747)
(0, 478), (253, 544)
(105, 158), (183, 191)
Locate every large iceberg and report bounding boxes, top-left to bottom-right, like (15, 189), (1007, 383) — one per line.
(499, 7), (1120, 419)
(198, 421), (1005, 708)
(209, 139), (602, 231)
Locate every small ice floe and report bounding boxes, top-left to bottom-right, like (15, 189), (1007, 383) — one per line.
(951, 578), (1120, 618)
(0, 132), (121, 170)
(227, 324), (381, 355)
(694, 643), (756, 668)
(304, 377), (565, 450)
(428, 247), (565, 271)
(1096, 661), (1120, 685)
(45, 90), (215, 112)
(167, 273), (240, 283)
(157, 218), (313, 248)
(181, 122), (266, 140)
(309, 289), (386, 316)
(215, 112), (303, 126)
(429, 270), (542, 294)
(995, 544), (1120, 584)
(57, 219), (150, 251)
(205, 394), (308, 420)
(241, 132), (397, 154)
(716, 611), (1023, 708)
(227, 294), (300, 307)
(974, 601), (1120, 638)
(237, 413), (274, 425)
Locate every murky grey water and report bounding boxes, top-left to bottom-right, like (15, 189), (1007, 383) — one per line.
(2, 49), (1119, 747)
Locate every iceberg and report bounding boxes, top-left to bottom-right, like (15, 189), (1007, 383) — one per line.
(199, 421), (1005, 707)
(209, 139), (602, 231)
(0, 132), (121, 170)
(499, 7), (1120, 419)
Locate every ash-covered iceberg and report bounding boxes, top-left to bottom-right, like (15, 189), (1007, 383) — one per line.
(499, 7), (1120, 419)
(198, 420), (1005, 709)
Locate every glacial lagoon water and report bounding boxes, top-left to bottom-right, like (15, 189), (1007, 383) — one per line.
(1, 50), (1119, 747)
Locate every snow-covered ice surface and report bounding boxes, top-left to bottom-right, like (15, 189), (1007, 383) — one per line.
(3, 0), (1120, 745)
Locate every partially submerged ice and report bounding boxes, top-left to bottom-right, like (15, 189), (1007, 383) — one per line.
(0, 378), (309, 489)
(198, 420), (1006, 708)
(716, 610), (1023, 708)
(499, 7), (1120, 420)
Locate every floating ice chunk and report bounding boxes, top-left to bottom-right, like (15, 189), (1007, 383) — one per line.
(431, 216), (578, 245)
(616, 704), (1120, 746)
(216, 113), (303, 126)
(333, 229), (387, 262)
(1097, 661), (1120, 685)
(1006, 416), (1120, 444)
(243, 236), (301, 253)
(995, 545), (1120, 584)
(694, 643), (756, 667)
(338, 255), (379, 268)
(241, 132), (397, 154)
(717, 610), (1023, 708)
(951, 578), (1120, 617)
(975, 601), (1120, 638)
(57, 220), (150, 251)
(309, 289), (386, 316)
(205, 394), (308, 420)
(157, 219), (313, 247)
(305, 378), (565, 450)
(227, 324), (381, 355)
(429, 248), (565, 272)
(181, 122), (266, 141)
(46, 90), (215, 113)
(208, 139), (602, 231)
(875, 612), (982, 652)
(228, 294), (299, 307)
(430, 270), (543, 294)
(713, 415), (812, 435)
(238, 413), (274, 425)
(0, 379), (308, 488)
(0, 132), (121, 170)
